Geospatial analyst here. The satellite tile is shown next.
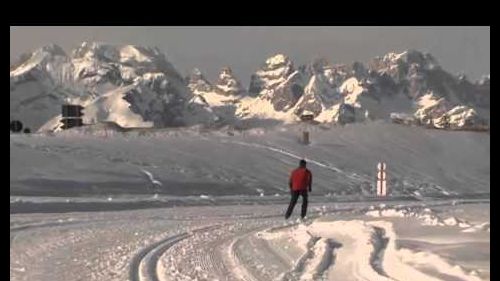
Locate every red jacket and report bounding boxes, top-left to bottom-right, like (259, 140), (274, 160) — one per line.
(289, 167), (312, 191)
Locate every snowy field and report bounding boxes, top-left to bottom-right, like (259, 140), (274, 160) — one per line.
(10, 202), (489, 281)
(10, 122), (489, 280)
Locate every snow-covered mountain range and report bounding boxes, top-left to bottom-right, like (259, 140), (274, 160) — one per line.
(10, 42), (489, 132)
(10, 42), (217, 132)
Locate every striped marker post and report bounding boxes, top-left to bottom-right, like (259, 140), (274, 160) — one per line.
(377, 162), (387, 196)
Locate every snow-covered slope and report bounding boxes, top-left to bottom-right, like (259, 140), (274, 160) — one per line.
(239, 55), (342, 123)
(187, 68), (214, 95)
(11, 42), (215, 131)
(11, 122), (489, 198)
(293, 74), (339, 120)
(10, 45), (88, 130)
(187, 68), (241, 124)
(367, 50), (489, 128)
(248, 54), (305, 111)
(434, 105), (488, 130)
(236, 95), (299, 124)
(213, 67), (245, 96)
(236, 50), (489, 131)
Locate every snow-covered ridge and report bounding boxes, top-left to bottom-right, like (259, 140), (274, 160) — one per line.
(213, 67), (245, 96)
(11, 42), (217, 131)
(10, 44), (489, 132)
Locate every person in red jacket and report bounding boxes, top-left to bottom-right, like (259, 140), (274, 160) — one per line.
(285, 159), (312, 219)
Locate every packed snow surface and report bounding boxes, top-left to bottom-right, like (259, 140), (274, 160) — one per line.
(10, 122), (489, 280)
(10, 202), (489, 281)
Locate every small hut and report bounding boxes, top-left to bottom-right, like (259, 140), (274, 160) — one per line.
(61, 104), (84, 130)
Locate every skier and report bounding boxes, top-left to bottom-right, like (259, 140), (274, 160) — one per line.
(285, 159), (312, 220)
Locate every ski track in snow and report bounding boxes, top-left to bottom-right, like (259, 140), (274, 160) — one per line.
(141, 169), (163, 187)
(130, 224), (224, 281)
(220, 139), (369, 183)
(130, 232), (190, 281)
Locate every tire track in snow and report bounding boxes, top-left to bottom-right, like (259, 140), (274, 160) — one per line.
(129, 224), (223, 281)
(10, 219), (106, 233)
(131, 232), (189, 281)
(228, 235), (260, 281)
(226, 219), (320, 281)
(225, 222), (300, 281)
(163, 225), (229, 280)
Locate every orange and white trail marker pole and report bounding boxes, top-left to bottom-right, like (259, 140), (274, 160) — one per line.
(377, 162), (387, 196)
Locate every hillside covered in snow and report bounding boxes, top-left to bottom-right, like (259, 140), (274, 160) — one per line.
(11, 122), (489, 200)
(10, 42), (216, 132)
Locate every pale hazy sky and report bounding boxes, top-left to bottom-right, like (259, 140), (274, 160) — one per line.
(10, 26), (490, 86)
